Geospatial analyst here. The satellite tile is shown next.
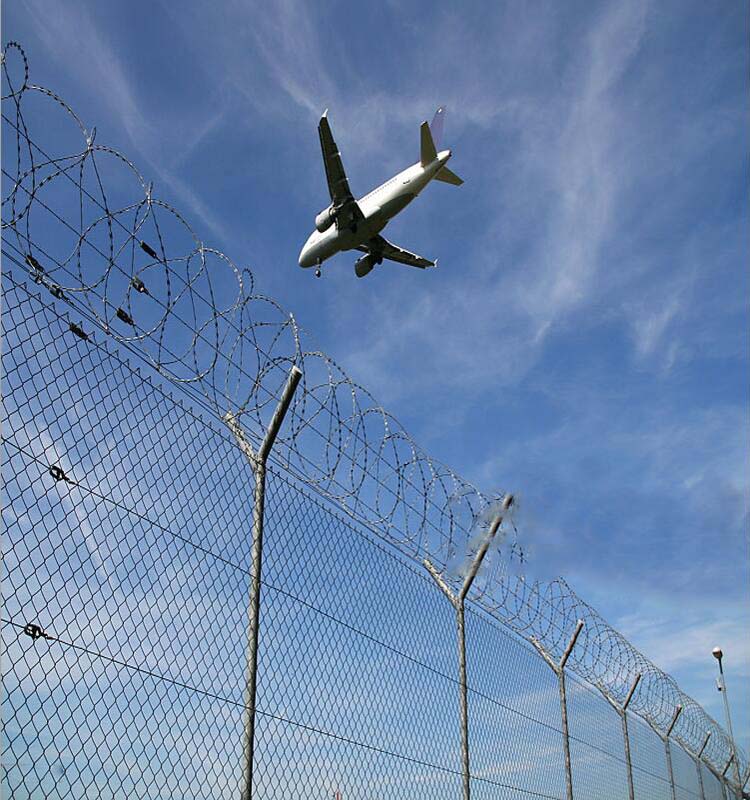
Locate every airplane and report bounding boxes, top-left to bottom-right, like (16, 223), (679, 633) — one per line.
(298, 107), (463, 278)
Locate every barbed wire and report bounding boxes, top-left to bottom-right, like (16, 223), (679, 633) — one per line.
(1, 39), (745, 786)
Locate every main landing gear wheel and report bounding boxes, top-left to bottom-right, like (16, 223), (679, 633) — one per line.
(315, 267), (321, 278)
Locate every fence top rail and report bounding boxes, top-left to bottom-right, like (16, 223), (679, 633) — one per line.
(2, 39), (745, 782)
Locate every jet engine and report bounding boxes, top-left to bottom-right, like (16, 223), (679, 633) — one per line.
(315, 204), (337, 233)
(354, 253), (380, 278)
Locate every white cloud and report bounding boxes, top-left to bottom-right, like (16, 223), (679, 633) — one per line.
(21, 0), (153, 150)
(616, 611), (750, 676)
(630, 299), (681, 362)
(241, 0), (338, 118)
(20, 0), (230, 241)
(515, 1), (648, 326)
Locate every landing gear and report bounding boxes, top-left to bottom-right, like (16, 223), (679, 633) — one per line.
(315, 268), (321, 278)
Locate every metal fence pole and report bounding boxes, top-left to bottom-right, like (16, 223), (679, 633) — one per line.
(558, 621), (584, 800)
(664, 705), (683, 800)
(424, 494), (514, 800)
(705, 758), (732, 800)
(719, 766), (731, 800)
(455, 600), (471, 800)
(601, 672), (641, 800)
(620, 673), (642, 800)
(225, 365), (302, 800)
(722, 754), (737, 799)
(620, 712), (633, 798)
(531, 619), (584, 800)
(695, 731), (712, 800)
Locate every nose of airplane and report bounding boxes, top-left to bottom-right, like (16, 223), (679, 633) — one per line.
(298, 244), (312, 268)
(298, 227), (320, 267)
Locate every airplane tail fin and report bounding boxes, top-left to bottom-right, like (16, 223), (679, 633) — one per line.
(435, 165), (464, 186)
(420, 106), (446, 166)
(421, 106), (463, 184)
(420, 121), (437, 167)
(430, 106), (445, 149)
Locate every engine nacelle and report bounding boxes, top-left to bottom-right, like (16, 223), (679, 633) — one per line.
(355, 254), (378, 278)
(315, 205), (337, 233)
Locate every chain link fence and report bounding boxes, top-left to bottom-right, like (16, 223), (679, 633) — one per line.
(2, 40), (747, 800)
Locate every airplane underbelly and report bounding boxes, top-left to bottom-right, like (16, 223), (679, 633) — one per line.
(361, 194), (414, 233)
(338, 215), (384, 250)
(379, 193), (414, 220)
(336, 192), (417, 253)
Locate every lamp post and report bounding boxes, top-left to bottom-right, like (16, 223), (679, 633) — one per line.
(712, 647), (742, 790)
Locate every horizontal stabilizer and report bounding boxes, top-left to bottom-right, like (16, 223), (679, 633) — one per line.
(435, 165), (463, 186)
(420, 121), (437, 167)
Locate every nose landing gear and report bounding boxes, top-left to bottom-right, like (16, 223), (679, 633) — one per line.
(315, 260), (322, 278)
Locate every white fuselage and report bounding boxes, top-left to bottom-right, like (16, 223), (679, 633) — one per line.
(298, 149), (452, 268)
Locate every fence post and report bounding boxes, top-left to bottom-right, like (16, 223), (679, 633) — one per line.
(722, 754), (736, 799)
(664, 705), (683, 800)
(694, 731), (712, 800)
(600, 673), (641, 800)
(531, 619), (584, 800)
(620, 673), (641, 800)
(224, 365), (302, 800)
(424, 494), (514, 800)
(705, 758), (731, 800)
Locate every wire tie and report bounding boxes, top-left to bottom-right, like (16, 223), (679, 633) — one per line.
(116, 308), (134, 326)
(23, 623), (51, 641)
(140, 240), (158, 260)
(25, 253), (44, 273)
(130, 276), (148, 294)
(48, 465), (69, 483)
(69, 322), (89, 341)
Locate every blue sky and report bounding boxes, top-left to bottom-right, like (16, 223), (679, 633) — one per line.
(4, 0), (748, 757)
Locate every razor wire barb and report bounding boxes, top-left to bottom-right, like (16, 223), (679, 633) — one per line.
(1, 38), (746, 790)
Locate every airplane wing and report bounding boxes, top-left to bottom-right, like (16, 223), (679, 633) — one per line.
(318, 111), (364, 230)
(357, 235), (436, 269)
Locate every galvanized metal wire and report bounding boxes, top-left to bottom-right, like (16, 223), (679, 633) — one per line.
(2, 40), (745, 799)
